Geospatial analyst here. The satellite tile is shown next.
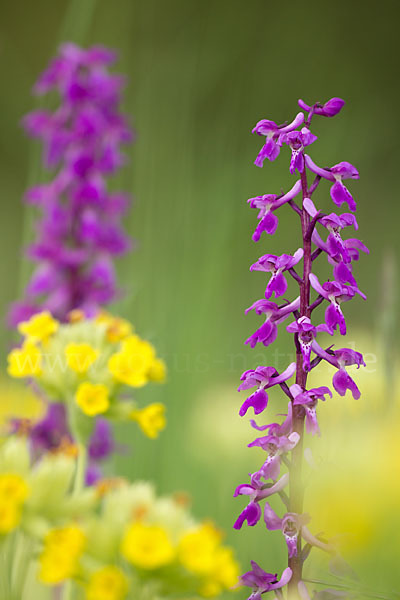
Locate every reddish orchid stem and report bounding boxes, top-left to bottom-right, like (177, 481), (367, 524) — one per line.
(288, 163), (311, 594)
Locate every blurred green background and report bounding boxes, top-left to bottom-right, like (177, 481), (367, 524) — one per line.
(0, 0), (399, 597)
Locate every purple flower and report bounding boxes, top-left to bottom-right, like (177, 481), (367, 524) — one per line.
(332, 348), (365, 400)
(309, 273), (361, 335)
(88, 419), (115, 460)
(305, 155), (359, 212)
(9, 43), (133, 325)
(233, 501), (262, 529)
(330, 163), (360, 212)
(234, 474), (289, 530)
(30, 403), (71, 452)
(311, 343), (365, 400)
(290, 384), (332, 436)
(298, 97), (345, 118)
(305, 198), (360, 265)
(287, 316), (330, 371)
(249, 401), (293, 436)
(86, 463), (102, 486)
(251, 249), (303, 299)
(248, 180), (302, 241)
(309, 221), (368, 291)
(253, 112), (304, 167)
(248, 432), (299, 484)
(245, 297), (300, 348)
(238, 363), (296, 416)
(264, 504), (310, 558)
(240, 561), (292, 600)
(278, 127), (317, 174)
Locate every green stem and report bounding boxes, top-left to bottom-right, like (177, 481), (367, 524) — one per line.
(11, 533), (32, 600)
(62, 580), (74, 600)
(73, 443), (87, 496)
(61, 445), (86, 600)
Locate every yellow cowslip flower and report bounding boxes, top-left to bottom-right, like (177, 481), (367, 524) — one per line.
(129, 403), (166, 439)
(65, 343), (99, 374)
(108, 335), (156, 387)
(0, 501), (21, 534)
(121, 522), (175, 569)
(18, 311), (58, 343)
(39, 524), (86, 584)
(7, 342), (42, 378)
(108, 350), (149, 387)
(0, 474), (29, 504)
(86, 566), (129, 600)
(148, 358), (167, 383)
(75, 382), (110, 416)
(178, 523), (222, 576)
(96, 312), (133, 343)
(107, 336), (154, 388)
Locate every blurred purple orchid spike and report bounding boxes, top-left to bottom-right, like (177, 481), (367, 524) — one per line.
(235, 98), (368, 599)
(8, 42), (131, 482)
(9, 42), (133, 326)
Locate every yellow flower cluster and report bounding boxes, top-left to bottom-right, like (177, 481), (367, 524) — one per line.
(39, 524), (86, 584)
(6, 311), (167, 435)
(0, 473), (29, 534)
(117, 494), (239, 597)
(0, 434), (239, 600)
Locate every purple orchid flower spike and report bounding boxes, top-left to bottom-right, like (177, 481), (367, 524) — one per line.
(305, 155), (359, 212)
(253, 112), (304, 167)
(238, 362), (296, 417)
(287, 316), (330, 371)
(298, 97), (345, 118)
(309, 273), (362, 335)
(237, 98), (367, 594)
(9, 43), (133, 325)
(290, 384), (332, 435)
(264, 503), (310, 558)
(250, 248), (303, 299)
(240, 562), (292, 600)
(245, 297), (300, 348)
(248, 180), (302, 241)
(278, 127), (317, 174)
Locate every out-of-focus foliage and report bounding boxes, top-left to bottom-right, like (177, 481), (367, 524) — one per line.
(0, 0), (399, 597)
